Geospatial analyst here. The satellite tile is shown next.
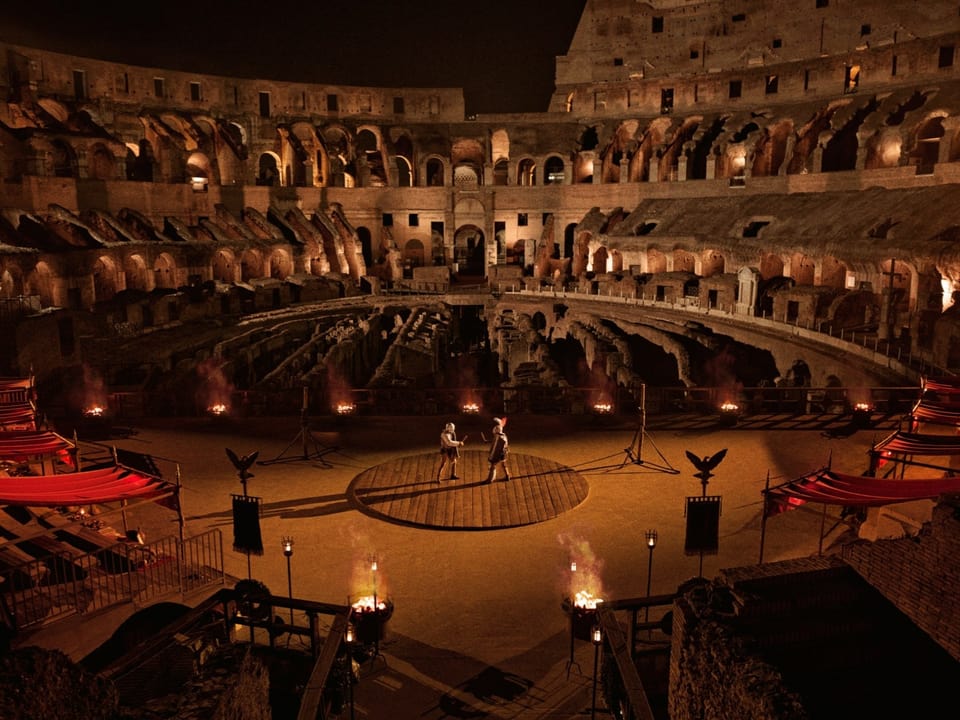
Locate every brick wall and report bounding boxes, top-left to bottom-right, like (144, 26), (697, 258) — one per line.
(842, 494), (960, 661)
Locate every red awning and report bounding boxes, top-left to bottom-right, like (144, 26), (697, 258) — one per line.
(0, 402), (36, 430)
(0, 465), (175, 506)
(873, 429), (960, 456)
(0, 430), (74, 461)
(909, 398), (960, 427)
(921, 375), (960, 393)
(765, 467), (960, 516)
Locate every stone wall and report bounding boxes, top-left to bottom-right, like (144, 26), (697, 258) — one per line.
(841, 494), (960, 662)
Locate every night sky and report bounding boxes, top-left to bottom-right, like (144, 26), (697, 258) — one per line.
(2, 1), (586, 115)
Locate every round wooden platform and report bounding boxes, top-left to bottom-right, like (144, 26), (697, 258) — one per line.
(348, 450), (589, 529)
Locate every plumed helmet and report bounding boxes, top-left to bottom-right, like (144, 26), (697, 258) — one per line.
(445, 422), (455, 432)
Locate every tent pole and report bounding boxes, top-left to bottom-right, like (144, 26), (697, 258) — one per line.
(72, 430), (81, 472)
(759, 471), (770, 564)
(176, 464), (185, 594)
(120, 498), (129, 536)
(818, 503), (827, 556)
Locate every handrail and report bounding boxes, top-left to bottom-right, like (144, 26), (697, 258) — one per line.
(597, 605), (657, 720)
(297, 610), (350, 720)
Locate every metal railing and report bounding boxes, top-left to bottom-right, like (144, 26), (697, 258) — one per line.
(1, 529), (224, 630)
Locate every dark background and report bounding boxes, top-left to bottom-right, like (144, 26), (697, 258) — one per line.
(2, 1), (586, 115)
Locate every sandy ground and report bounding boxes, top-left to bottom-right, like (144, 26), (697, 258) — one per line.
(18, 410), (895, 717)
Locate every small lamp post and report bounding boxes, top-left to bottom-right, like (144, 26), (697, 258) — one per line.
(344, 622), (356, 720)
(591, 624), (603, 720)
(282, 537), (295, 624)
(645, 529), (658, 626)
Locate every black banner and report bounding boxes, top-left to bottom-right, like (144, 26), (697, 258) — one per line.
(232, 494), (263, 555)
(684, 496), (721, 555)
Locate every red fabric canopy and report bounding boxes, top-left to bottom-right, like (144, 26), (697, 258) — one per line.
(921, 376), (960, 393)
(873, 429), (960, 456)
(765, 467), (960, 516)
(0, 402), (36, 430)
(0, 430), (74, 461)
(909, 398), (960, 427)
(0, 465), (175, 506)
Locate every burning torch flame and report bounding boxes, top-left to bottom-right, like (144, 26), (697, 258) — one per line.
(352, 595), (388, 613)
(573, 590), (604, 609)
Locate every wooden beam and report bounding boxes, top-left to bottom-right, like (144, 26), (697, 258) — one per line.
(597, 605), (658, 720)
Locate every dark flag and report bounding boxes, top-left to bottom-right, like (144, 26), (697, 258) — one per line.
(232, 494), (263, 555)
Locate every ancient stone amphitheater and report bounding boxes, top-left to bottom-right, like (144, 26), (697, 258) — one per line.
(1, 0), (960, 408)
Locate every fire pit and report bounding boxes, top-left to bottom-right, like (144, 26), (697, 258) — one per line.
(592, 402), (614, 415)
(562, 591), (604, 641)
(83, 405), (106, 418)
(208, 403), (228, 416)
(718, 401), (740, 426)
(852, 401), (874, 428)
(351, 595), (394, 645)
(335, 402), (357, 416)
(461, 402), (480, 414)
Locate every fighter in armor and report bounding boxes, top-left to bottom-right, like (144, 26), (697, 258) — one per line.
(437, 422), (464, 482)
(485, 417), (510, 483)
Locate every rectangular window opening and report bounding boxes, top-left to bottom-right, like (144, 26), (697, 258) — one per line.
(660, 87), (674, 114)
(939, 45), (955, 68)
(153, 77), (165, 98)
(652, 16), (664, 33)
(393, 96), (405, 114)
(382, 213), (393, 227)
(729, 79), (742, 98)
(259, 91), (271, 118)
(327, 94), (339, 112)
(765, 75), (779, 94)
(190, 81), (202, 101)
(517, 213), (528, 227)
(408, 213), (419, 227)
(72, 69), (86, 100)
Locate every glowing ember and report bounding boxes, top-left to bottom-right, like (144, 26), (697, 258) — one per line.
(208, 403), (228, 416)
(462, 402), (480, 414)
(573, 590), (604, 609)
(853, 402), (873, 412)
(719, 402), (739, 413)
(336, 402), (356, 415)
(83, 406), (105, 417)
(352, 595), (389, 613)
(593, 403), (613, 414)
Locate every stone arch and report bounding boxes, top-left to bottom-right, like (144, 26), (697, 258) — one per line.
(26, 261), (55, 307)
(88, 143), (115, 180)
(92, 255), (119, 302)
(186, 151), (212, 189)
(647, 248), (667, 274)
(0, 264), (24, 298)
(393, 133), (415, 186)
(425, 156), (447, 187)
(240, 249), (262, 281)
(863, 128), (904, 170)
(517, 158), (536, 186)
(673, 248), (696, 273)
(357, 226), (374, 268)
(751, 120), (793, 177)
(759, 252), (785, 281)
(153, 252), (177, 289)
(876, 258), (914, 310)
(822, 97), (880, 172)
(404, 238), (425, 268)
(591, 246), (609, 274)
(491, 129), (510, 164)
(701, 250), (725, 278)
(564, 223), (577, 259)
(819, 255), (848, 289)
(451, 138), (484, 187)
(544, 155), (565, 184)
(356, 127), (387, 187)
(51, 139), (78, 177)
(631, 118), (672, 183)
(789, 253), (816, 285)
(124, 254), (149, 291)
(659, 117), (700, 182)
(610, 249), (624, 273)
(129, 139), (155, 181)
(787, 104), (843, 174)
(257, 151), (281, 186)
(268, 248), (293, 280)
(453, 224), (486, 276)
(493, 159), (509, 186)
(212, 249), (235, 283)
(910, 115), (946, 170)
(321, 125), (353, 187)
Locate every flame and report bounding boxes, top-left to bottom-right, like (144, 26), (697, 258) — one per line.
(854, 402), (873, 412)
(336, 402), (356, 415)
(462, 402), (480, 414)
(208, 403), (228, 416)
(352, 595), (389, 613)
(83, 405), (105, 417)
(573, 590), (604, 609)
(719, 401), (739, 413)
(593, 403), (613, 414)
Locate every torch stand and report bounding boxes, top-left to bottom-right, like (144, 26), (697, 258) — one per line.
(565, 617), (582, 679)
(620, 384), (678, 474)
(259, 387), (338, 466)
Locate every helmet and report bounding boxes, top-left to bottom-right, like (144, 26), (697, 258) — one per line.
(445, 422), (455, 432)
